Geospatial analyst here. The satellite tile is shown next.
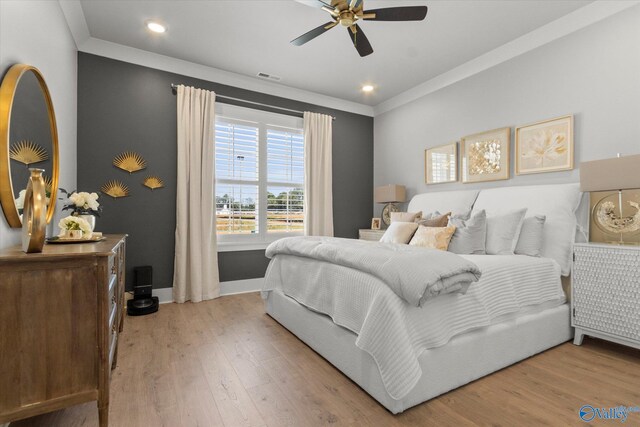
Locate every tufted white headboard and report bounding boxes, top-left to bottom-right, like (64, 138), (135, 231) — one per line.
(407, 183), (586, 276)
(407, 190), (479, 217)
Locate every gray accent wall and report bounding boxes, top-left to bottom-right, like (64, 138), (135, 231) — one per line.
(374, 5), (640, 214)
(78, 53), (373, 289)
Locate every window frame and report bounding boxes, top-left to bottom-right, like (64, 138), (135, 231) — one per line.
(214, 103), (305, 251)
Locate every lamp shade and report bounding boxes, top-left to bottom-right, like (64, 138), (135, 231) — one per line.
(580, 154), (640, 192)
(375, 184), (406, 203)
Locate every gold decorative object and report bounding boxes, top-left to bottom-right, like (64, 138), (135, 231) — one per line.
(9, 140), (49, 166)
(516, 115), (573, 175)
(43, 174), (53, 195)
(113, 151), (146, 174)
(425, 142), (457, 184)
(461, 127), (510, 183)
(143, 175), (165, 190)
(101, 180), (130, 198)
(581, 154), (640, 245)
(22, 168), (47, 253)
(0, 64), (59, 228)
(589, 191), (640, 245)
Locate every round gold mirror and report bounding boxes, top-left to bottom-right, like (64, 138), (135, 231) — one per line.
(0, 64), (59, 228)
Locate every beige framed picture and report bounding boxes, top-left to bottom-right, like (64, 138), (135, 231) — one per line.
(425, 142), (457, 184)
(515, 115), (573, 175)
(371, 218), (381, 230)
(461, 127), (510, 183)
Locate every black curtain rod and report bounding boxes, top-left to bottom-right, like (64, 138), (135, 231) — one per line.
(170, 83), (336, 121)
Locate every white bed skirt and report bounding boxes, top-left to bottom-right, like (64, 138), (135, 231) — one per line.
(265, 289), (572, 414)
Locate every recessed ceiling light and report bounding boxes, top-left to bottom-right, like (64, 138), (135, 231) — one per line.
(361, 85), (374, 93)
(146, 21), (166, 33)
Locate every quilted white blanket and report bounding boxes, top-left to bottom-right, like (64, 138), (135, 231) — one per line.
(262, 251), (566, 400)
(265, 237), (481, 307)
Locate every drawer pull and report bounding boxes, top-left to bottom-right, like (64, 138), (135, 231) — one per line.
(111, 295), (117, 305)
(111, 264), (117, 274)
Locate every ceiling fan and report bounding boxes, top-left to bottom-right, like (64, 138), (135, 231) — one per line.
(292, 0), (428, 57)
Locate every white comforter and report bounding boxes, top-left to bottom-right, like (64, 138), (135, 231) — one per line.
(266, 237), (481, 306)
(262, 253), (566, 400)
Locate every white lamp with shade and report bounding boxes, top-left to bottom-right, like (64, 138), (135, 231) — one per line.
(375, 184), (406, 226)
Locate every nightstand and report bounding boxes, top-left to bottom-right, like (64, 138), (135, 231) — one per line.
(359, 229), (385, 241)
(572, 242), (640, 350)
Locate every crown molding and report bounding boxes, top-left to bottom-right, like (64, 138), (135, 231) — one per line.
(374, 0), (640, 116)
(80, 37), (374, 116)
(58, 1), (374, 116)
(58, 0), (90, 49)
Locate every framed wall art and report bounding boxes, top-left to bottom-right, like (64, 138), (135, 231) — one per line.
(461, 127), (510, 183)
(515, 115), (573, 175)
(425, 142), (457, 184)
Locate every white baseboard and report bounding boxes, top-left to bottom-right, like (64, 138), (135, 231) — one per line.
(220, 277), (264, 296)
(153, 277), (264, 304)
(154, 287), (174, 304)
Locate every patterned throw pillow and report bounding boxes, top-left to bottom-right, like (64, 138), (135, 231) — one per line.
(409, 225), (456, 250)
(417, 211), (451, 227)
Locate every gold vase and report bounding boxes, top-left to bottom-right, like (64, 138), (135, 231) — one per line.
(21, 168), (47, 253)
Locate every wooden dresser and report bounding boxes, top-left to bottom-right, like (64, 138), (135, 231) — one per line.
(0, 234), (126, 427)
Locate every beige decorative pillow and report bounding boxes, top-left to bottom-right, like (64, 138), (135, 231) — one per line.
(409, 225), (456, 250)
(390, 211), (423, 223)
(417, 212), (451, 227)
(379, 222), (419, 244)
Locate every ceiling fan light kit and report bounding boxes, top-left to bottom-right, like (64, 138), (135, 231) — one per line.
(292, 0), (428, 57)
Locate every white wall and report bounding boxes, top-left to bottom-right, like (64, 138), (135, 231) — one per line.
(0, 1), (77, 249)
(374, 5), (640, 212)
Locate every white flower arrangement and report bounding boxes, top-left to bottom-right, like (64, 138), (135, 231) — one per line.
(60, 189), (102, 216)
(14, 189), (26, 210)
(58, 215), (92, 235)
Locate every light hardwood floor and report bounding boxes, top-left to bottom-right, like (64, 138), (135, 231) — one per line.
(11, 292), (640, 427)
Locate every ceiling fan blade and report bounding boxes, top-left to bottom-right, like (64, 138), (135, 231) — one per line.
(295, 0), (333, 10)
(348, 0), (362, 10)
(347, 24), (373, 57)
(291, 21), (337, 46)
(362, 6), (428, 21)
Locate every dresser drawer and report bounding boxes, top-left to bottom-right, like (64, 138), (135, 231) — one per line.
(572, 245), (640, 341)
(359, 229), (385, 241)
(109, 324), (118, 370)
(108, 274), (117, 317)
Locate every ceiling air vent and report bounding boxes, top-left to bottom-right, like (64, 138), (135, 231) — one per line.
(257, 72), (282, 82)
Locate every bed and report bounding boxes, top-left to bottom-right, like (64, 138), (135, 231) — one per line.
(262, 183), (586, 414)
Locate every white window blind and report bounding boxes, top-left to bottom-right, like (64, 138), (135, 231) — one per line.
(267, 127), (304, 233)
(215, 119), (259, 235)
(214, 104), (304, 245)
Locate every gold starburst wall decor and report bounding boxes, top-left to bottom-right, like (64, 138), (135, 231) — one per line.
(9, 140), (49, 166)
(43, 174), (53, 195)
(143, 175), (165, 190)
(113, 151), (146, 174)
(101, 180), (130, 198)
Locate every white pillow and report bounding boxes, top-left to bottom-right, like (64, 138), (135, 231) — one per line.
(379, 222), (419, 244)
(448, 210), (487, 255)
(515, 215), (546, 257)
(471, 183), (581, 275)
(485, 209), (527, 255)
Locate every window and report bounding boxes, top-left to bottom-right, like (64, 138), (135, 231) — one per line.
(214, 104), (304, 248)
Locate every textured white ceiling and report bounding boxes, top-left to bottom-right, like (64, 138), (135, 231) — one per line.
(79, 0), (592, 105)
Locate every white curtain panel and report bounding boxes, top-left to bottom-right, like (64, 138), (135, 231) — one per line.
(173, 85), (220, 303)
(303, 112), (334, 236)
